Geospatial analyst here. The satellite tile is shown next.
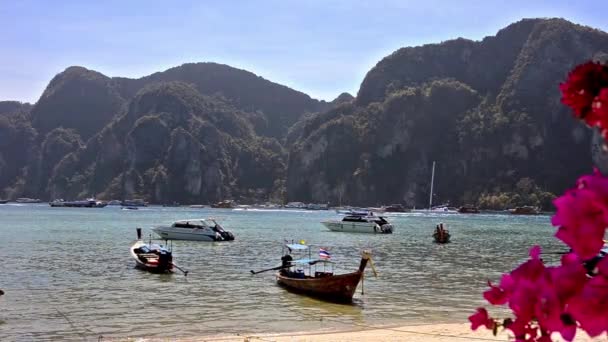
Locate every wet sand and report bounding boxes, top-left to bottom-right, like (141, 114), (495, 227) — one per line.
(109, 323), (604, 341)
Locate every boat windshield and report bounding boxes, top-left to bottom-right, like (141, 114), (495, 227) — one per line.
(172, 220), (209, 229)
(342, 215), (373, 222)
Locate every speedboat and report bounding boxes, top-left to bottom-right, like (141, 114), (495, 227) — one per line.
(322, 212), (394, 234)
(49, 198), (107, 208)
(509, 206), (540, 215)
(152, 219), (235, 241)
(15, 198), (41, 203)
(122, 199), (148, 207)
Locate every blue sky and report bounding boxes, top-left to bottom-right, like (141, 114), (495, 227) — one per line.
(1, 0), (607, 103)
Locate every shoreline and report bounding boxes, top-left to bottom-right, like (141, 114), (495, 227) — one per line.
(102, 323), (605, 342)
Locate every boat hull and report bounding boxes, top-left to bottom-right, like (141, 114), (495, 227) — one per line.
(152, 227), (217, 241)
(276, 271), (363, 303)
(322, 221), (393, 234)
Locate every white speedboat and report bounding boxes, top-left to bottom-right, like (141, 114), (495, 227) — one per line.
(152, 219), (235, 241)
(322, 212), (394, 234)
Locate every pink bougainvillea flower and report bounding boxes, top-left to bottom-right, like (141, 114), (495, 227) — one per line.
(469, 307), (494, 330)
(551, 254), (587, 300)
(588, 88), (608, 128)
(568, 270), (608, 337)
(552, 187), (608, 259)
(560, 61), (608, 119)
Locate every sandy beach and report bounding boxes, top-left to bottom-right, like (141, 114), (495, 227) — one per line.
(104, 323), (604, 342)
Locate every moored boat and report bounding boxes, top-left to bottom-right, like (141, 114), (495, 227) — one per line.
(49, 198), (107, 208)
(211, 200), (235, 209)
(509, 206), (540, 215)
(122, 199), (148, 207)
(322, 212), (394, 234)
(433, 223), (451, 243)
(152, 218), (235, 241)
(257, 243), (376, 303)
(130, 228), (174, 273)
(16, 198), (41, 203)
(382, 204), (409, 212)
(458, 205), (480, 214)
(0, 199), (8, 204)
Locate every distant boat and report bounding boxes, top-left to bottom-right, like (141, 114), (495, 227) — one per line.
(322, 212), (394, 234)
(285, 202), (306, 209)
(152, 218), (235, 241)
(122, 199), (147, 207)
(189, 204), (207, 208)
(49, 198), (107, 208)
(0, 199), (8, 204)
(306, 203), (329, 210)
(433, 223), (451, 243)
(107, 200), (122, 206)
(509, 206), (540, 215)
(382, 204), (409, 212)
(458, 205), (480, 214)
(15, 198), (41, 203)
(211, 200), (235, 209)
(122, 206), (138, 210)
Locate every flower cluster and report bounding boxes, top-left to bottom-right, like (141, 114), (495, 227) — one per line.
(559, 61), (608, 137)
(471, 61), (608, 342)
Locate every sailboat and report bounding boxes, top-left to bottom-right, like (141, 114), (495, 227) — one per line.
(415, 161), (457, 214)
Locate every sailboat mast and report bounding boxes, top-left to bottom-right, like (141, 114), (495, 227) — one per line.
(429, 161), (435, 209)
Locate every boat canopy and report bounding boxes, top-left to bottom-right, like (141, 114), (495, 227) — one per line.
(292, 258), (333, 265)
(286, 243), (309, 250)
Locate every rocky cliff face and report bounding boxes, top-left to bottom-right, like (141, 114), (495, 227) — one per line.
(287, 18), (608, 208)
(46, 82), (284, 203)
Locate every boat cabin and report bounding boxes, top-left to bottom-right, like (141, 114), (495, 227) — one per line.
(342, 214), (389, 225)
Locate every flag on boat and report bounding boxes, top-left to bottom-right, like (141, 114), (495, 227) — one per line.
(319, 248), (331, 259)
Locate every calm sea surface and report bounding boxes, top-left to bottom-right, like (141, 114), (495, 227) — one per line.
(0, 204), (562, 341)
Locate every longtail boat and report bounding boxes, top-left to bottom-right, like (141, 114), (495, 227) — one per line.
(271, 243), (376, 303)
(129, 228), (189, 275)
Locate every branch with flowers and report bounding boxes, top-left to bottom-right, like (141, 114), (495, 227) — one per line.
(469, 61), (608, 342)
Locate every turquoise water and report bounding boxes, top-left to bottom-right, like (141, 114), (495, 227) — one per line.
(0, 204), (561, 340)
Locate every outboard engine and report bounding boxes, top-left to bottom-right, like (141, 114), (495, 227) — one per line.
(380, 224), (393, 234)
(157, 250), (172, 270)
(219, 231), (235, 241)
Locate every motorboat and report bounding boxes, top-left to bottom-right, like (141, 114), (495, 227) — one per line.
(152, 219), (235, 241)
(211, 200), (235, 209)
(509, 206), (540, 215)
(306, 203), (329, 210)
(107, 200), (122, 206)
(458, 205), (480, 214)
(285, 202), (306, 209)
(130, 228), (174, 273)
(49, 198), (107, 208)
(15, 198), (41, 203)
(382, 204), (409, 212)
(0, 199), (8, 204)
(322, 212), (394, 234)
(122, 199), (148, 207)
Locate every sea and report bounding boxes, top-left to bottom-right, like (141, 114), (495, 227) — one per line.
(0, 204), (562, 341)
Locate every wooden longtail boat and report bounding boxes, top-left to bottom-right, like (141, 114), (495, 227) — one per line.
(129, 228), (180, 274)
(273, 243), (375, 303)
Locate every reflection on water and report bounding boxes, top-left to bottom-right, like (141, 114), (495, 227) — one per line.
(0, 204), (557, 340)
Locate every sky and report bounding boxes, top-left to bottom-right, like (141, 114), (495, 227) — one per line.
(1, 0), (607, 103)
